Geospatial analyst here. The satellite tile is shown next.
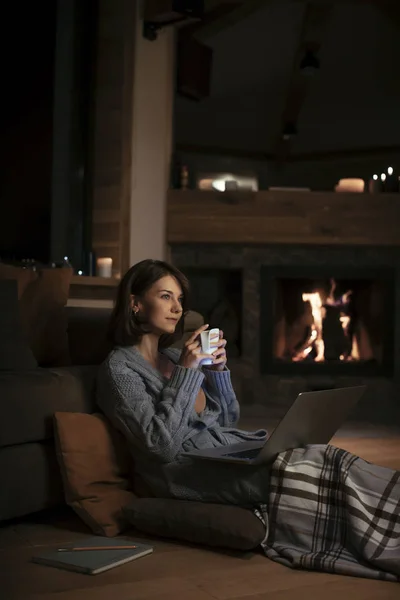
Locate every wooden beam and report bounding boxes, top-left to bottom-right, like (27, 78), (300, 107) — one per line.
(194, 0), (273, 41)
(289, 144), (400, 162)
(143, 0), (201, 22)
(176, 142), (400, 163)
(289, 0), (377, 3)
(177, 5), (242, 101)
(178, 3), (239, 41)
(275, 3), (334, 163)
(175, 0), (377, 41)
(177, 142), (274, 161)
(377, 0), (400, 28)
(214, 1), (380, 2)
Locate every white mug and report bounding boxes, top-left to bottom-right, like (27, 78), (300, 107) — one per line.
(200, 328), (220, 365)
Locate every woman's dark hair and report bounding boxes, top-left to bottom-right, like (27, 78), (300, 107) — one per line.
(108, 259), (190, 348)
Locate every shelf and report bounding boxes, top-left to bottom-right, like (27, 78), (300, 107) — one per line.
(67, 298), (114, 309)
(70, 275), (119, 287)
(167, 190), (400, 246)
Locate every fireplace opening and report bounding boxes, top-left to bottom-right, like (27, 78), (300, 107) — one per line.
(181, 267), (243, 357)
(260, 267), (395, 376)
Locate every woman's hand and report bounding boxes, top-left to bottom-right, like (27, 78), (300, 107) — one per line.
(178, 324), (214, 370)
(205, 330), (227, 372)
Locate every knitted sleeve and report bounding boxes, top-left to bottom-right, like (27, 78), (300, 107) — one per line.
(164, 348), (240, 426)
(97, 360), (205, 463)
(202, 368), (240, 427)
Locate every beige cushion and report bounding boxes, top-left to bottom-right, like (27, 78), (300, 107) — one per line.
(53, 412), (136, 537)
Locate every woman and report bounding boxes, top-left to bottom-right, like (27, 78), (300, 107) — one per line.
(97, 259), (270, 507)
(97, 259), (400, 581)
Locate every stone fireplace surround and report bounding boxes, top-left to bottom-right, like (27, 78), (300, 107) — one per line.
(170, 243), (400, 422)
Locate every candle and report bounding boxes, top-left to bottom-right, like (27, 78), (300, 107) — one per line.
(334, 178), (365, 193)
(97, 257), (113, 278)
(385, 166), (398, 192)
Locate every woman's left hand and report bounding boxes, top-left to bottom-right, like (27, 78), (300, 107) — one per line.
(206, 330), (227, 371)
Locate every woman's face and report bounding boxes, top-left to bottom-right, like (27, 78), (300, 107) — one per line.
(133, 275), (184, 335)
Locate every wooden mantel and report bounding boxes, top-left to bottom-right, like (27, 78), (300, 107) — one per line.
(167, 190), (400, 246)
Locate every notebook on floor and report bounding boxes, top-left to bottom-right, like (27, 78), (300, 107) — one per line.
(183, 385), (367, 466)
(31, 536), (153, 575)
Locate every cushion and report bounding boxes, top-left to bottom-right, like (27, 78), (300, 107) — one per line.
(53, 411), (136, 537)
(124, 498), (266, 551)
(0, 263), (73, 366)
(19, 267), (73, 366)
(0, 262), (37, 297)
(53, 410), (266, 550)
(0, 279), (37, 370)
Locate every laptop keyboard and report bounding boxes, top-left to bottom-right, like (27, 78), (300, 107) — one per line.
(224, 448), (261, 460)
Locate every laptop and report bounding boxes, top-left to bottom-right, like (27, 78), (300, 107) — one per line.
(183, 385), (367, 466)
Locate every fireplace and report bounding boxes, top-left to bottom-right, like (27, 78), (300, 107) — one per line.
(260, 266), (396, 376)
(171, 243), (400, 410)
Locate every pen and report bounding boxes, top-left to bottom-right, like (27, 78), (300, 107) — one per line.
(57, 545), (137, 552)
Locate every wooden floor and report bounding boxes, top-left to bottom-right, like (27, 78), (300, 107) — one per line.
(1, 428), (399, 600)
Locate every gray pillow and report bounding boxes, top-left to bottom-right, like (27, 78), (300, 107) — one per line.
(0, 279), (37, 370)
(124, 497), (266, 551)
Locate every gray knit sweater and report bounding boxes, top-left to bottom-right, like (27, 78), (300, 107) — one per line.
(96, 346), (271, 507)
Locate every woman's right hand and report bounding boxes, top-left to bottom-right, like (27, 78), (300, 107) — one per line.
(178, 324), (212, 370)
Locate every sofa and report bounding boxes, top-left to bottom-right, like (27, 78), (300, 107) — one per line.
(0, 271), (204, 522)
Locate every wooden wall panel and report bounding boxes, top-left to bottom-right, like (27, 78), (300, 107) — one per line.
(91, 0), (135, 277)
(93, 186), (121, 211)
(93, 209), (120, 224)
(92, 222), (120, 246)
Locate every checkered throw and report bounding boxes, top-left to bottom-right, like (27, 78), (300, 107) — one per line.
(254, 444), (400, 582)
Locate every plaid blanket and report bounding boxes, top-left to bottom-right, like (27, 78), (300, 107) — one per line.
(254, 444), (400, 582)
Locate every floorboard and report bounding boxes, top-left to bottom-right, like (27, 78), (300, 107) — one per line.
(1, 422), (399, 600)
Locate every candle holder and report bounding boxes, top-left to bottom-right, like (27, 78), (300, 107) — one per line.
(368, 177), (382, 194)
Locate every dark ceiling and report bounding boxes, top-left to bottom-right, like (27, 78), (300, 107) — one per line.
(175, 1), (400, 158)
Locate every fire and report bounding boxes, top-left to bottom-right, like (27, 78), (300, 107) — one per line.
(292, 278), (359, 363)
(293, 292), (325, 362)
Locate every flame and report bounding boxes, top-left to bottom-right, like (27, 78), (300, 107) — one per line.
(340, 314), (350, 330)
(351, 337), (360, 360)
(292, 279), (358, 363)
(302, 293), (325, 361)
